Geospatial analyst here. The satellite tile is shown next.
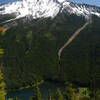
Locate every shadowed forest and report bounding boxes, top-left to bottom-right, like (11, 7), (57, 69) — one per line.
(0, 13), (100, 100)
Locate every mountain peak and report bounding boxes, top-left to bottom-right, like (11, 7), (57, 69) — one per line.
(0, 0), (100, 22)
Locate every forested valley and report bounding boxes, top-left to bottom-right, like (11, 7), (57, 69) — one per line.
(0, 13), (100, 100)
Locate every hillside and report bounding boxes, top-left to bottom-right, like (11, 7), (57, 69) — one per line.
(0, 0), (100, 90)
(0, 13), (100, 90)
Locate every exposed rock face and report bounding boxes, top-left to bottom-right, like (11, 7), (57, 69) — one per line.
(0, 0), (100, 22)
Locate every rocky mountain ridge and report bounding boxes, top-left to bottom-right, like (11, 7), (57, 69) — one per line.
(0, 0), (100, 23)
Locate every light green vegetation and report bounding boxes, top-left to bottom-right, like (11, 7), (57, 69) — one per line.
(0, 67), (6, 100)
(44, 32), (56, 40)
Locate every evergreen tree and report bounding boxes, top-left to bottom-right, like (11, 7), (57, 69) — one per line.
(48, 90), (55, 100)
(0, 27), (6, 100)
(13, 97), (21, 100)
(0, 28), (5, 58)
(29, 96), (34, 100)
(0, 67), (6, 100)
(8, 98), (13, 100)
(56, 88), (63, 100)
(64, 82), (76, 100)
(34, 81), (42, 100)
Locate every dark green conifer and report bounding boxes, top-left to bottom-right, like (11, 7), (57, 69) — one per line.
(29, 96), (34, 100)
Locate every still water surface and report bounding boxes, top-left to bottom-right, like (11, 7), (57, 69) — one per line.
(6, 82), (65, 100)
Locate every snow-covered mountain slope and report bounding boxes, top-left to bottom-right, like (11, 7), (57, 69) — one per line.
(0, 0), (100, 21)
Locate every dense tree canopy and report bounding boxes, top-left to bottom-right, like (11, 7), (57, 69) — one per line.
(0, 14), (100, 91)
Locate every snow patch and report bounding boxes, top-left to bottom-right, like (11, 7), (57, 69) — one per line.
(0, 0), (100, 21)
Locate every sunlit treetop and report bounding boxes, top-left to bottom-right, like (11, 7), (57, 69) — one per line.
(0, 67), (6, 100)
(0, 27), (6, 36)
(0, 49), (4, 55)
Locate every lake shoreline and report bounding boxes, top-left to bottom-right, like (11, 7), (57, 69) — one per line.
(6, 80), (66, 100)
(6, 80), (65, 93)
(6, 80), (44, 93)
